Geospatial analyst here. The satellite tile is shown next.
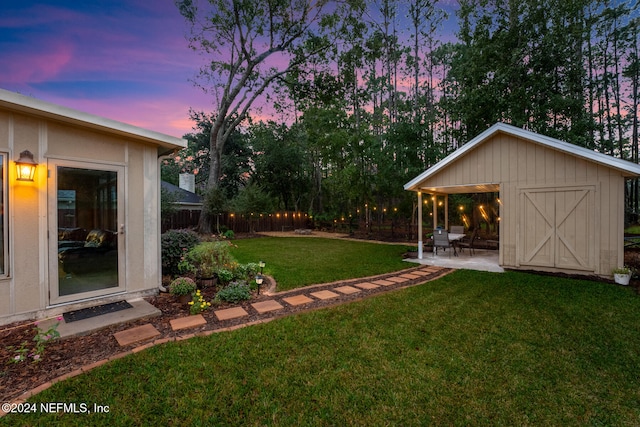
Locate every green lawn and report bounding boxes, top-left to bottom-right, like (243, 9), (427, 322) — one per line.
(4, 270), (640, 426)
(230, 237), (413, 291)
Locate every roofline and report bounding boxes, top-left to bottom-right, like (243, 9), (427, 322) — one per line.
(405, 122), (640, 191)
(0, 89), (186, 150)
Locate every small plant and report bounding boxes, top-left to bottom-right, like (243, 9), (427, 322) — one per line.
(11, 317), (62, 363)
(169, 277), (197, 296)
(161, 229), (200, 276)
(612, 266), (632, 275)
(216, 268), (234, 285)
(223, 229), (235, 240)
(234, 263), (259, 281)
(215, 282), (252, 303)
(188, 289), (212, 315)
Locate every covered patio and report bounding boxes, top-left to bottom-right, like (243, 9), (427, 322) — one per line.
(403, 185), (503, 273)
(406, 247), (503, 272)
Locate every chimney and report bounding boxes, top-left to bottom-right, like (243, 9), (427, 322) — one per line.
(179, 173), (195, 193)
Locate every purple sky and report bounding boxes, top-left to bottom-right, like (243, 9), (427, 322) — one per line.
(1, 0), (211, 137)
(2, 1), (459, 138)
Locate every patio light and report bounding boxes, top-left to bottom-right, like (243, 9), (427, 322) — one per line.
(258, 261), (265, 275)
(15, 150), (37, 182)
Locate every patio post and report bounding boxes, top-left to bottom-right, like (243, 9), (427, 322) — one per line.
(417, 191), (423, 259)
(444, 195), (449, 231)
(432, 195), (437, 230)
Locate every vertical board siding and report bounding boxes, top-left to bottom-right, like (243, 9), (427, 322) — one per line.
(419, 133), (625, 275)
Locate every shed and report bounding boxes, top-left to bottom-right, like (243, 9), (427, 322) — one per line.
(0, 89), (186, 325)
(405, 122), (640, 277)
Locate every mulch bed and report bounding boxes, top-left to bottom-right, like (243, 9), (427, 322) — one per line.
(0, 267), (451, 403)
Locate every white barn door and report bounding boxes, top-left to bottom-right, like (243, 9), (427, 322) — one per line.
(519, 186), (595, 272)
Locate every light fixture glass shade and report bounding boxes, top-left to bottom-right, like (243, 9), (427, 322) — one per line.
(15, 150), (37, 182)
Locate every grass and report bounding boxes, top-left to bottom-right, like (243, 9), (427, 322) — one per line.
(230, 237), (413, 291)
(4, 270), (640, 426)
(626, 225), (640, 234)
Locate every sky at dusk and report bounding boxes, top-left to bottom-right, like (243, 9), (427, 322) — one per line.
(1, 0), (212, 137)
(1, 1), (459, 138)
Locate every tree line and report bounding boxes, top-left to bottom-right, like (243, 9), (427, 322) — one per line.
(164, 0), (639, 233)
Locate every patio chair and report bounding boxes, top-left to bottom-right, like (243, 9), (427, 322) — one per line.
(432, 229), (453, 256)
(457, 228), (478, 256)
(450, 225), (465, 234)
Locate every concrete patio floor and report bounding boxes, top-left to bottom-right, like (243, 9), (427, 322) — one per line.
(405, 248), (504, 273)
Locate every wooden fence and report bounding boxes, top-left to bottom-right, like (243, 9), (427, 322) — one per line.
(162, 210), (313, 234)
(162, 209), (419, 243)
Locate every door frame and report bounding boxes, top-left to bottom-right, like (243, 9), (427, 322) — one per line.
(48, 158), (126, 305)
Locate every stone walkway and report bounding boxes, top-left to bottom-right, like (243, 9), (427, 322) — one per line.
(2, 266), (451, 411)
(113, 265), (450, 346)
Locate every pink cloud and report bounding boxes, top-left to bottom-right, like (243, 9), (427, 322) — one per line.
(2, 40), (74, 83)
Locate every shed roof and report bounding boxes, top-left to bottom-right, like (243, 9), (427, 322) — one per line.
(0, 89), (186, 153)
(405, 122), (640, 192)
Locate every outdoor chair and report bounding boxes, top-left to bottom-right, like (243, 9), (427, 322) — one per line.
(450, 225), (465, 234)
(457, 228), (478, 256)
(432, 229), (454, 256)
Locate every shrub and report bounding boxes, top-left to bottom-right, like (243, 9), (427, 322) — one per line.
(184, 241), (237, 278)
(233, 262), (259, 281)
(161, 229), (200, 276)
(223, 229), (235, 240)
(216, 268), (234, 284)
(169, 277), (197, 296)
(215, 282), (251, 303)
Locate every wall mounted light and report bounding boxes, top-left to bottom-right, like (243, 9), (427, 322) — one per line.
(15, 150), (38, 182)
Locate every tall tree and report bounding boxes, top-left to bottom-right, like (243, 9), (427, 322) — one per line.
(444, 0), (596, 146)
(177, 0), (339, 232)
(250, 121), (309, 211)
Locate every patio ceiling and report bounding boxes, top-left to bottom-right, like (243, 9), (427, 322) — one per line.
(417, 183), (500, 195)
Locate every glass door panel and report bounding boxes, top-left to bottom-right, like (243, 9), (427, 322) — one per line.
(50, 162), (124, 304)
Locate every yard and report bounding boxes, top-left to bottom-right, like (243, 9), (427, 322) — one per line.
(2, 269), (640, 426)
(230, 236), (413, 291)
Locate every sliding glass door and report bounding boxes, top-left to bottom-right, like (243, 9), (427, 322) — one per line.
(49, 160), (124, 304)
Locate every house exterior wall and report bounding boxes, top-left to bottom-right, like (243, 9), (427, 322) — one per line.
(421, 133), (624, 276)
(0, 108), (163, 325)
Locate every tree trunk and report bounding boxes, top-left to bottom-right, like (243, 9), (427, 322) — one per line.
(197, 122), (225, 234)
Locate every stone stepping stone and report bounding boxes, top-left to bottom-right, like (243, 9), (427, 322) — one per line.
(311, 290), (339, 300)
(371, 279), (395, 286)
(399, 273), (421, 279)
(386, 276), (409, 283)
(283, 294), (314, 306)
(215, 307), (249, 321)
(251, 300), (284, 314)
(411, 270), (432, 276)
(334, 286), (361, 295)
(170, 314), (207, 331)
(114, 324), (160, 346)
(354, 282), (380, 290)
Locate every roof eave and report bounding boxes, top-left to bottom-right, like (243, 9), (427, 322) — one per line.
(0, 89), (187, 151)
(405, 122), (640, 191)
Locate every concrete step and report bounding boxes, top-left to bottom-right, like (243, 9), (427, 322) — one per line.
(40, 299), (161, 339)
